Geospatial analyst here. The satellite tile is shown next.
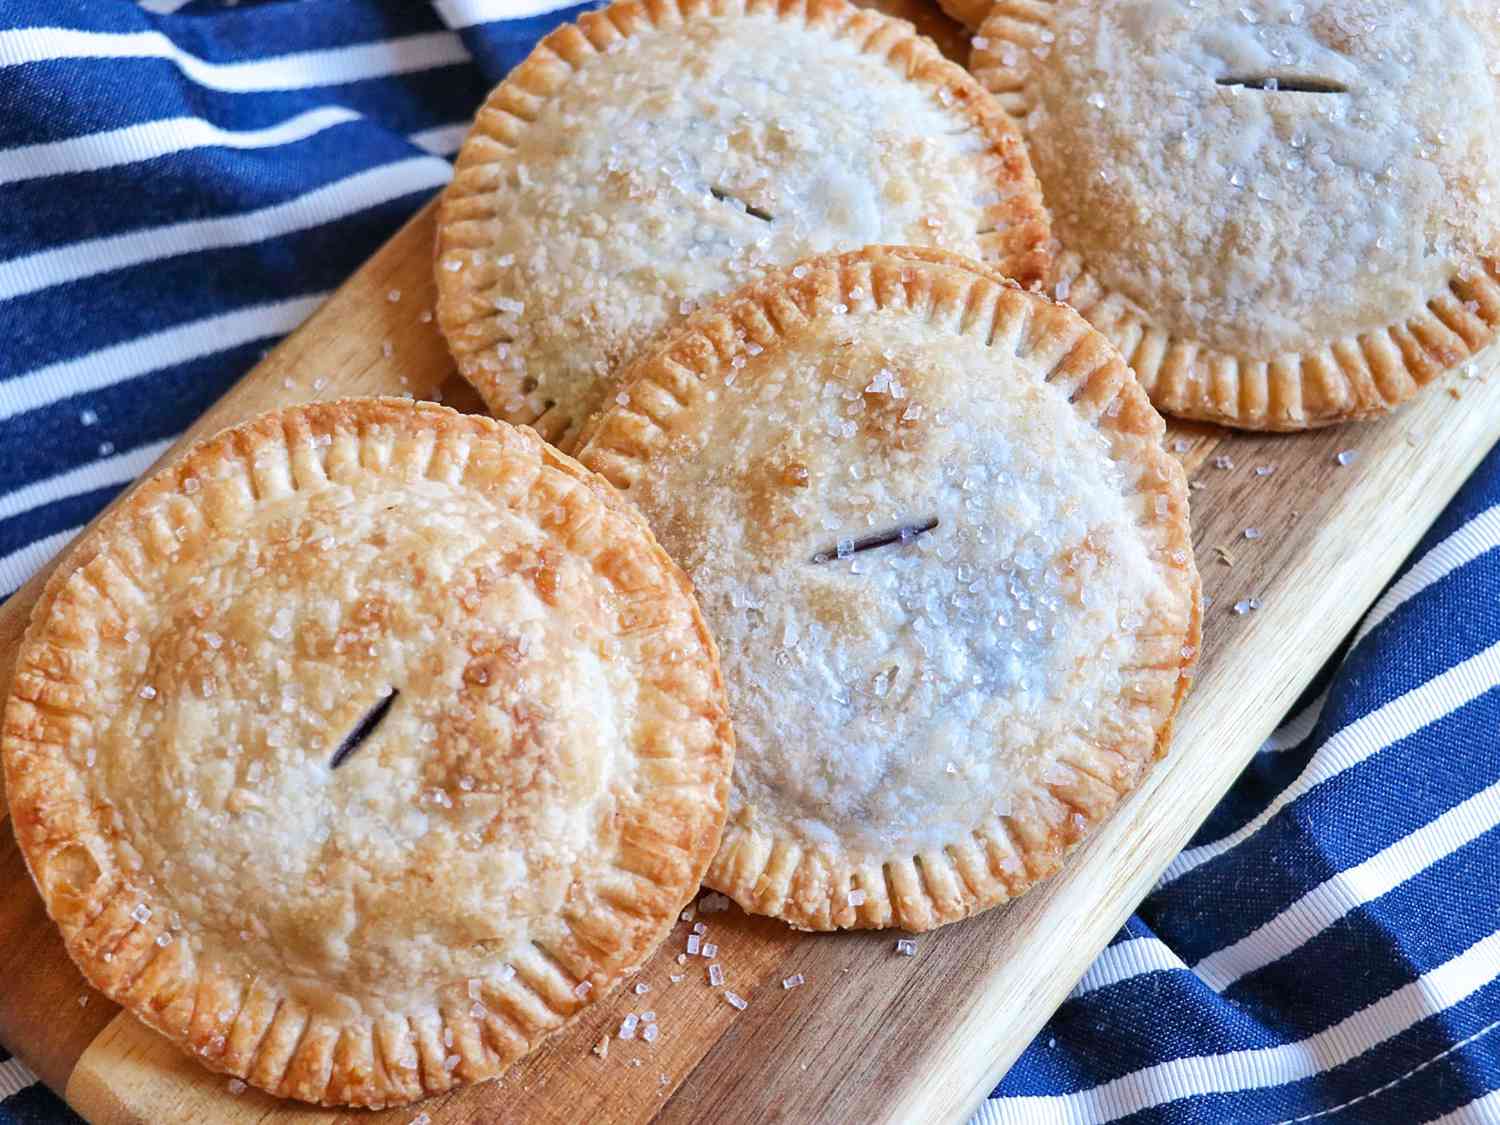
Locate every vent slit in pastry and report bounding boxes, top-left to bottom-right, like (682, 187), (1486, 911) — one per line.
(329, 687), (398, 770)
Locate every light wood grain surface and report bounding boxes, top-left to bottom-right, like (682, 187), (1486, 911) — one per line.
(2, 4), (1498, 1121)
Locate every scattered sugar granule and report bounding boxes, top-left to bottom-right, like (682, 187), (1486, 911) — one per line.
(382, 340), (395, 359)
(419, 308), (433, 323)
(680, 908), (695, 922)
(724, 991), (748, 1010)
(782, 974), (805, 990)
(593, 1035), (609, 1060)
(573, 981), (592, 999)
(1254, 465), (1276, 477)
(1212, 455), (1234, 470)
(131, 903), (152, 924)
(708, 963), (724, 987)
(442, 258), (463, 272)
(642, 1023), (660, 1044)
(676, 953), (688, 965)
(155, 932), (173, 947)
(98, 442), (115, 457)
(692, 922), (707, 935)
(1335, 450), (1358, 466)
(634, 981), (650, 995)
(227, 1079), (246, 1095)
(443, 1027), (454, 1048)
(79, 409), (98, 426)
(1243, 528), (1262, 540)
(619, 1013), (639, 1040)
(498, 964), (516, 982)
(387, 289), (401, 303)
(640, 1010), (656, 1023)
(895, 939), (918, 957)
(1171, 438), (1191, 453)
(699, 892), (731, 913)
(443, 1054), (460, 1072)
(686, 934), (701, 955)
(670, 973), (684, 983)
(410, 1115), (432, 1125)
(847, 889), (867, 907)
(85, 749), (96, 767)
(701, 942), (718, 959)
(77, 995), (88, 1007)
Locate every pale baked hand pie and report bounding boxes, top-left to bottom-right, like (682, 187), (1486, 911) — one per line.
(1, 400), (733, 1107)
(575, 247), (1200, 932)
(435, 0), (1051, 451)
(972, 0), (1500, 430)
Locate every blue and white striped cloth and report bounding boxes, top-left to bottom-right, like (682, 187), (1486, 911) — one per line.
(0, 3), (1497, 1123)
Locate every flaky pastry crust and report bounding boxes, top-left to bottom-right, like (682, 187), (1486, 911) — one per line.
(2, 399), (733, 1107)
(576, 247), (1200, 932)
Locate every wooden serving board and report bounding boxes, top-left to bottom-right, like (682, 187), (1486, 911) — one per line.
(3, 11), (1500, 1123)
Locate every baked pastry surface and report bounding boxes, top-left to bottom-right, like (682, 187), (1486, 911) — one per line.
(973, 0), (1500, 429)
(436, 0), (1050, 449)
(576, 246), (1200, 931)
(2, 399), (733, 1106)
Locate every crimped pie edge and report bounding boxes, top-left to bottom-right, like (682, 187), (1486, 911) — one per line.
(575, 245), (1202, 932)
(433, 0), (1053, 449)
(1, 398), (734, 1107)
(970, 2), (1500, 431)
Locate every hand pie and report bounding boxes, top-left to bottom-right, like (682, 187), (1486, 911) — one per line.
(973, 0), (1500, 429)
(576, 247), (1200, 932)
(2, 400), (733, 1106)
(435, 0), (1050, 450)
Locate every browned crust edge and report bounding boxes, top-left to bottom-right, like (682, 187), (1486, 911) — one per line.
(433, 0), (1053, 447)
(970, 1), (1500, 431)
(0, 398), (734, 1107)
(575, 245), (1202, 933)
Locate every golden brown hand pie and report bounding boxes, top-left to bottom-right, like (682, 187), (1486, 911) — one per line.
(435, 0), (1050, 450)
(2, 399), (733, 1107)
(576, 247), (1200, 932)
(972, 0), (1500, 429)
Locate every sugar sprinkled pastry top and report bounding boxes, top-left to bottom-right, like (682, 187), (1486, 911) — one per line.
(973, 0), (1500, 429)
(576, 247), (1200, 932)
(435, 0), (1050, 449)
(1, 399), (732, 1107)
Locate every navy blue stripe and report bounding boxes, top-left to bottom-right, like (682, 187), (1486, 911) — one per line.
(1147, 693), (1500, 966)
(0, 0), (449, 63)
(0, 122), (436, 261)
(0, 180), (429, 395)
(1223, 827), (1500, 1037)
(0, 335), (288, 508)
(0, 54), (483, 151)
(1110, 979), (1500, 1125)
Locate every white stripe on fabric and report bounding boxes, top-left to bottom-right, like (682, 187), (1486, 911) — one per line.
(1263, 690), (1329, 753)
(0, 154), (450, 301)
(0, 293), (325, 424)
(1161, 640), (1500, 885)
(409, 122), (468, 156)
(973, 927), (1500, 1125)
(0, 1056), (38, 1100)
(1194, 779), (1500, 991)
(0, 438), (172, 525)
(1275, 1019), (1500, 1124)
(1353, 505), (1500, 648)
(1422, 1086), (1500, 1125)
(0, 27), (469, 92)
(0, 106), (363, 187)
(434, 0), (585, 28)
(1069, 938), (1186, 1001)
(137, 0), (196, 13)
(0, 526), (74, 595)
